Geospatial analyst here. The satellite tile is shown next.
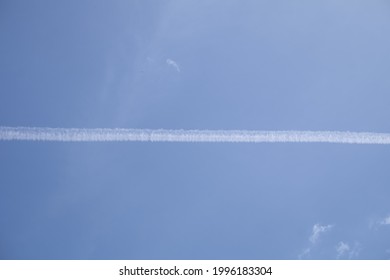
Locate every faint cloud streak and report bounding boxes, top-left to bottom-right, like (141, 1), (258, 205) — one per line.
(336, 241), (361, 259)
(380, 215), (390, 225)
(166, 58), (181, 72)
(336, 241), (350, 258)
(298, 223), (334, 259)
(309, 224), (333, 244)
(298, 248), (311, 259)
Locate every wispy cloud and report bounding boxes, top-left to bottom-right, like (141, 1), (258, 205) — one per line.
(336, 241), (350, 258)
(2, 127), (390, 144)
(309, 224), (333, 244)
(336, 241), (361, 259)
(298, 248), (311, 259)
(299, 223), (334, 259)
(371, 215), (390, 230)
(379, 215), (390, 226)
(166, 58), (180, 72)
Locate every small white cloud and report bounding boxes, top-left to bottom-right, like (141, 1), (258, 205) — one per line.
(336, 241), (350, 258)
(380, 215), (390, 225)
(336, 241), (361, 259)
(309, 224), (333, 244)
(298, 223), (334, 259)
(166, 58), (181, 72)
(371, 215), (390, 230)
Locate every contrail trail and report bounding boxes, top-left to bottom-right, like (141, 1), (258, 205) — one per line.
(1, 126), (390, 144)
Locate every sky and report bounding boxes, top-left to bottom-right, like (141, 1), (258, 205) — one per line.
(1, 0), (390, 259)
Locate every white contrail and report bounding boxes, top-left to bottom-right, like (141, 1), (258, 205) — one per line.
(1, 126), (390, 144)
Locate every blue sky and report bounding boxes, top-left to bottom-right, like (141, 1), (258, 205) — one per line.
(1, 0), (390, 259)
